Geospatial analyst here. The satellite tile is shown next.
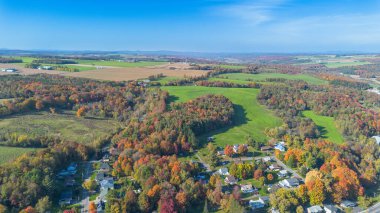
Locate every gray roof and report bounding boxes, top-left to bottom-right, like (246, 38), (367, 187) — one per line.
(308, 205), (323, 212)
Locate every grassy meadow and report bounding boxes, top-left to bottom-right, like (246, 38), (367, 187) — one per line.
(0, 111), (121, 144)
(302, 110), (344, 144)
(214, 73), (327, 85)
(162, 86), (282, 146)
(0, 146), (37, 165)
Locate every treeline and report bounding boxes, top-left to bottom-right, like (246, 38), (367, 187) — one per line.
(194, 80), (261, 88)
(330, 79), (371, 90)
(0, 57), (22, 63)
(32, 59), (77, 64)
(0, 75), (165, 122)
(0, 142), (93, 210)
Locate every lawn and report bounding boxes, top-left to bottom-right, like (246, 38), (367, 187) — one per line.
(214, 73), (327, 85)
(0, 146), (37, 164)
(302, 110), (344, 144)
(162, 86), (282, 146)
(0, 111), (121, 144)
(74, 60), (167, 68)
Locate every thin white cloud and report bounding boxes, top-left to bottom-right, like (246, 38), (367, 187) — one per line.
(216, 0), (288, 25)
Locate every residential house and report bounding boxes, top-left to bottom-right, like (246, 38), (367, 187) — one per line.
(99, 163), (111, 173)
(249, 196), (269, 210)
(102, 154), (110, 162)
(95, 172), (105, 182)
(96, 188), (109, 203)
(274, 143), (286, 152)
(278, 170), (288, 178)
(249, 200), (265, 210)
(224, 175), (238, 185)
(267, 184), (281, 193)
(59, 191), (73, 205)
(100, 177), (114, 190)
(269, 164), (282, 171)
(240, 184), (256, 193)
(340, 200), (357, 208)
(217, 150), (225, 156)
(324, 205), (338, 213)
(279, 178), (299, 188)
(259, 196), (269, 205)
(372, 135), (380, 145)
(261, 146), (273, 152)
(218, 168), (229, 176)
(307, 205), (324, 213)
(263, 156), (272, 162)
(233, 144), (239, 153)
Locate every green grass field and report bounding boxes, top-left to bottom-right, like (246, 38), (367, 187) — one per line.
(74, 60), (167, 68)
(214, 73), (327, 85)
(0, 111), (121, 144)
(322, 61), (371, 68)
(162, 86), (282, 146)
(0, 146), (37, 165)
(302, 110), (344, 144)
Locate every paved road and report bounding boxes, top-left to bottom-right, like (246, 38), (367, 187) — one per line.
(80, 161), (95, 213)
(195, 154), (212, 172)
(274, 157), (305, 181)
(360, 202), (380, 213)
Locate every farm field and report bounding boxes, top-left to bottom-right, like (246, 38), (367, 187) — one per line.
(214, 73), (327, 85)
(0, 146), (37, 165)
(162, 86), (282, 146)
(65, 66), (207, 81)
(322, 61), (371, 68)
(302, 110), (344, 144)
(74, 60), (167, 68)
(0, 111), (121, 144)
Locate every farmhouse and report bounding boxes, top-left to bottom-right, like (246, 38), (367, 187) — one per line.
(307, 205), (323, 213)
(224, 175), (238, 185)
(279, 178), (299, 188)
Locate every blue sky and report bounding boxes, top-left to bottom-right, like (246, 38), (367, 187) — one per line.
(1, 0), (380, 52)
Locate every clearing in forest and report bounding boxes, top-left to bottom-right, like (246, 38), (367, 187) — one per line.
(162, 86), (282, 146)
(302, 110), (345, 144)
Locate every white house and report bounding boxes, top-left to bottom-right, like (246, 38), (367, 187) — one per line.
(372, 135), (380, 145)
(324, 205), (338, 213)
(263, 156), (272, 162)
(307, 205), (323, 213)
(279, 178), (299, 188)
(240, 184), (255, 193)
(249, 196), (269, 210)
(274, 143), (286, 152)
(233, 144), (239, 153)
(100, 177), (114, 190)
(278, 170), (288, 178)
(218, 168), (229, 176)
(2, 68), (17, 73)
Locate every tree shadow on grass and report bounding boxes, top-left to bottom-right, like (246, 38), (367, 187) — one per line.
(197, 104), (249, 149)
(316, 125), (328, 139)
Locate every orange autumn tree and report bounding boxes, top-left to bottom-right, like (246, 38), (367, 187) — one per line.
(305, 170), (326, 205)
(224, 145), (234, 157)
(331, 167), (364, 203)
(88, 202), (97, 213)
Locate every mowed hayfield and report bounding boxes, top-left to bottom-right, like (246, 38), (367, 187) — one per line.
(322, 61), (372, 68)
(213, 73), (327, 85)
(302, 110), (344, 144)
(0, 111), (121, 144)
(162, 86), (282, 146)
(0, 146), (38, 165)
